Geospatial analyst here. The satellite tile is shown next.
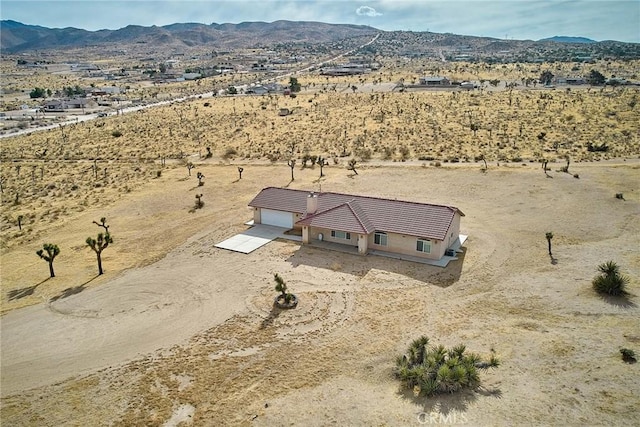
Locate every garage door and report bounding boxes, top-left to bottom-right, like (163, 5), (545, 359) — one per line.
(260, 209), (293, 228)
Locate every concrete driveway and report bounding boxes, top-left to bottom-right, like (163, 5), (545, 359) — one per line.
(214, 224), (291, 253)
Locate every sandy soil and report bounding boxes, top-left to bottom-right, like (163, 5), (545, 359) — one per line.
(1, 161), (638, 426)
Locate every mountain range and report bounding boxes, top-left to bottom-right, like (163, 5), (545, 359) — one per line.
(0, 20), (634, 56)
(0, 20), (376, 53)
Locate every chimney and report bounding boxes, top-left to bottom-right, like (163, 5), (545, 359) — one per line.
(307, 192), (318, 215)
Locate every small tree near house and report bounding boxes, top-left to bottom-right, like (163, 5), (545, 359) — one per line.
(37, 243), (60, 278)
(287, 159), (296, 181)
(86, 217), (113, 275)
(273, 273), (297, 309)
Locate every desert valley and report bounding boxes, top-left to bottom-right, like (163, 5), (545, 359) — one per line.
(1, 19), (639, 426)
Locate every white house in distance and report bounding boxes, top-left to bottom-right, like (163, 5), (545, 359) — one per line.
(419, 76), (451, 86)
(248, 187), (466, 262)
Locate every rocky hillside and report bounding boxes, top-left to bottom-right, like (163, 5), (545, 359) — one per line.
(0, 20), (377, 53)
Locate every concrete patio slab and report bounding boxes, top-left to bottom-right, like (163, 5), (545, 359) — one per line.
(215, 224), (290, 254)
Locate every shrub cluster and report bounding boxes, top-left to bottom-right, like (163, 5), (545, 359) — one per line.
(394, 336), (499, 397)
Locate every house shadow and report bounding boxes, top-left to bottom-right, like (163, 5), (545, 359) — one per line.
(285, 245), (466, 286)
(49, 275), (99, 303)
(7, 277), (51, 301)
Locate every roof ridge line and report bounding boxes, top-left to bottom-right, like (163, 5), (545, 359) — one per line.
(345, 199), (372, 234)
(322, 190), (458, 211)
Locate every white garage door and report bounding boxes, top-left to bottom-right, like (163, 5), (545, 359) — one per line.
(260, 209), (293, 228)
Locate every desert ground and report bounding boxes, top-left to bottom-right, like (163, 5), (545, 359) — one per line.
(1, 159), (639, 426)
(1, 71), (639, 425)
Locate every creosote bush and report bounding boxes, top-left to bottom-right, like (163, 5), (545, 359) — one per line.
(394, 336), (499, 397)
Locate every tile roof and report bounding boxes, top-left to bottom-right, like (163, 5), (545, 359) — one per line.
(297, 200), (375, 234)
(248, 187), (464, 241)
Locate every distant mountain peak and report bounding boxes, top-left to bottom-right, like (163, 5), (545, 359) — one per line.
(539, 36), (596, 44)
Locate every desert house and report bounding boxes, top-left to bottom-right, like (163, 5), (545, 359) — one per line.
(43, 98), (98, 111)
(419, 76), (451, 86)
(248, 187), (465, 261)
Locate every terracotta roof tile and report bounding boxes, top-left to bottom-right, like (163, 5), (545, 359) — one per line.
(248, 187), (463, 241)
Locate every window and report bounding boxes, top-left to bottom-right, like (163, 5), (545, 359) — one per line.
(416, 239), (431, 254)
(331, 230), (351, 240)
(374, 231), (387, 246)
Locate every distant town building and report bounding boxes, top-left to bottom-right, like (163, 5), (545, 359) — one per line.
(44, 98), (97, 111)
(419, 76), (451, 86)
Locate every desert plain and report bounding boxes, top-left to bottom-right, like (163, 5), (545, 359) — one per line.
(1, 67), (639, 426)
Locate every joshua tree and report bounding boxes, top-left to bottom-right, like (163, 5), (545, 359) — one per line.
(287, 159), (296, 181)
(86, 218), (113, 275)
(274, 273), (289, 300)
(197, 171), (205, 186)
(37, 243), (60, 278)
(540, 70), (554, 86)
(394, 336), (499, 397)
(347, 159), (358, 175)
(205, 147), (213, 159)
(93, 217), (109, 233)
(237, 167), (244, 180)
(318, 156), (328, 177)
(592, 261), (629, 296)
(187, 162), (195, 176)
(288, 77), (301, 93)
(478, 154), (488, 170)
(542, 159), (550, 177)
(545, 232), (553, 256)
(194, 194), (204, 209)
(274, 273), (295, 305)
(17, 214), (24, 230)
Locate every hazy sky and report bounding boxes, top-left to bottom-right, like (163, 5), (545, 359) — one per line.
(2, 1), (639, 42)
